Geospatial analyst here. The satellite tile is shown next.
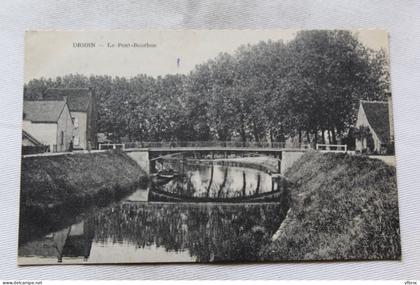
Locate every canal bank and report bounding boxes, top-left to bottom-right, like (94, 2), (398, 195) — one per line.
(19, 150), (400, 262)
(260, 152), (400, 261)
(19, 151), (148, 243)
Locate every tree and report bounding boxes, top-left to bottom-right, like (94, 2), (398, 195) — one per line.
(23, 30), (389, 145)
(284, 30), (389, 144)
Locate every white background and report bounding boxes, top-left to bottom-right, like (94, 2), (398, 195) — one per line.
(1, 0), (419, 280)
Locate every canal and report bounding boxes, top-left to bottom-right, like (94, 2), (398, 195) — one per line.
(18, 161), (289, 264)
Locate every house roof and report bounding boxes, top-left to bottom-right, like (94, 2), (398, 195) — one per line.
(361, 101), (390, 144)
(23, 100), (67, 123)
(44, 88), (92, 112)
(22, 130), (43, 146)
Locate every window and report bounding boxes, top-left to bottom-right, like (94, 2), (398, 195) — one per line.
(60, 131), (64, 145)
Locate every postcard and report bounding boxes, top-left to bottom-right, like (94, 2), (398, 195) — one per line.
(19, 30), (400, 264)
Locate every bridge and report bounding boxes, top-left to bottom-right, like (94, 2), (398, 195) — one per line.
(113, 141), (318, 175)
(99, 141), (312, 153)
(24, 141), (347, 175)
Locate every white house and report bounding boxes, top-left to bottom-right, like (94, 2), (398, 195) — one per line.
(23, 100), (74, 152)
(44, 88), (97, 150)
(355, 100), (392, 154)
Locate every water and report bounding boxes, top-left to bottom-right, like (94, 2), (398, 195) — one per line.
(157, 163), (279, 198)
(18, 163), (287, 264)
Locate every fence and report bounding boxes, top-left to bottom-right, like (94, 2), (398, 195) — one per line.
(316, 143), (347, 152)
(98, 143), (125, 150)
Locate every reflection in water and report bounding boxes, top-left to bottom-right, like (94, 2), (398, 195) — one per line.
(156, 163), (276, 198)
(19, 198), (285, 263)
(18, 220), (95, 264)
(19, 163), (289, 264)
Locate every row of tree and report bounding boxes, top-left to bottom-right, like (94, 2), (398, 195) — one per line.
(24, 30), (390, 144)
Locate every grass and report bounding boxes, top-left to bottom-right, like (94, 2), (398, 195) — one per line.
(260, 151), (401, 261)
(19, 151), (148, 243)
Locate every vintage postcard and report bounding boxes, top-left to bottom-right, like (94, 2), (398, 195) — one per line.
(19, 30), (400, 264)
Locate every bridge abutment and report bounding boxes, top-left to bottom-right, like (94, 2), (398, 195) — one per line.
(125, 149), (150, 175)
(281, 150), (306, 173)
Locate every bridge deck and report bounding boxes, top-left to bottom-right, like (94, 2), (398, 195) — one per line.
(147, 147), (307, 152)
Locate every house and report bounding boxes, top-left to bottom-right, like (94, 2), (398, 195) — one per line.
(355, 99), (393, 154)
(44, 88), (97, 150)
(23, 100), (74, 152)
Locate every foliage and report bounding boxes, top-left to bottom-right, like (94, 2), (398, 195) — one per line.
(19, 152), (147, 242)
(353, 125), (371, 140)
(24, 30), (390, 144)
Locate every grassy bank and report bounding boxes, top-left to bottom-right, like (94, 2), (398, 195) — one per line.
(20, 151), (148, 243)
(261, 152), (400, 261)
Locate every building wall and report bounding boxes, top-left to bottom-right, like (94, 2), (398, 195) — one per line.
(22, 120), (57, 151)
(388, 95), (394, 143)
(355, 106), (367, 151)
(56, 105), (74, 152)
(87, 92), (97, 148)
(372, 132), (381, 153)
(71, 112), (87, 149)
(355, 104), (382, 153)
(68, 91), (97, 150)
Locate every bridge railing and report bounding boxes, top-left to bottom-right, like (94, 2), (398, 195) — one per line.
(98, 143), (125, 150)
(316, 143), (347, 152)
(122, 141), (308, 149)
(124, 141), (286, 149)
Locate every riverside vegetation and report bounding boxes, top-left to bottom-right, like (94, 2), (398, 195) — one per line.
(261, 152), (400, 260)
(19, 151), (147, 243)
(19, 151), (400, 261)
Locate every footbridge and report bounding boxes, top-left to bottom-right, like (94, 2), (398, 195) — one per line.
(102, 141), (311, 154)
(116, 141), (315, 174)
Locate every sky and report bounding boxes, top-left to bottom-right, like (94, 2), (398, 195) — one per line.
(24, 29), (389, 82)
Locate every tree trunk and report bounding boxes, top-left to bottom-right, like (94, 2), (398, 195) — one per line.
(253, 122), (260, 142)
(206, 164), (214, 197)
(278, 128), (285, 143)
(331, 128), (337, 144)
(321, 129), (325, 144)
(242, 171), (246, 197)
(255, 174), (261, 195)
(254, 131), (260, 142)
(270, 130), (274, 146)
(240, 116), (246, 143)
(327, 130), (332, 144)
(217, 167), (229, 198)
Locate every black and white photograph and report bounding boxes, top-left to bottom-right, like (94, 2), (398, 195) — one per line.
(18, 29), (400, 264)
